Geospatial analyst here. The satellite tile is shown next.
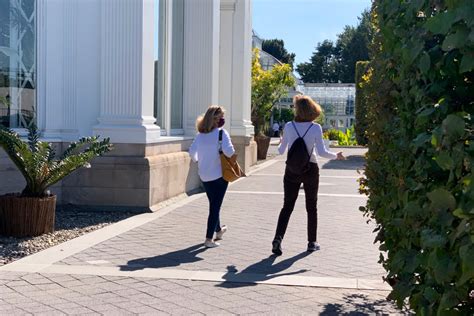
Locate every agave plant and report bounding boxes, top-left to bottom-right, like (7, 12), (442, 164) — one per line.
(0, 124), (112, 197)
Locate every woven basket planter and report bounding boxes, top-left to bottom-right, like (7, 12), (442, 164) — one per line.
(0, 194), (56, 237)
(255, 135), (271, 160)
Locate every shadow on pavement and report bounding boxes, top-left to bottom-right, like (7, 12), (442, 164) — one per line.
(322, 155), (365, 170)
(216, 252), (310, 288)
(119, 244), (207, 271)
(320, 293), (408, 315)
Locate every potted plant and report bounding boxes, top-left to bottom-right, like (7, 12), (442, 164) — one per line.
(0, 124), (112, 237)
(251, 48), (295, 160)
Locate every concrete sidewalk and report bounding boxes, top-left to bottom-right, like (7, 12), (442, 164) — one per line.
(0, 148), (407, 315)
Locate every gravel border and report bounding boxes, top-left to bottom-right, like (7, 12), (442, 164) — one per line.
(0, 206), (136, 266)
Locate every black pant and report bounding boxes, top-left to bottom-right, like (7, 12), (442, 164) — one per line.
(202, 177), (228, 239)
(274, 163), (320, 242)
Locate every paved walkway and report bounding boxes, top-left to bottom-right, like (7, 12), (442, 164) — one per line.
(0, 148), (408, 315)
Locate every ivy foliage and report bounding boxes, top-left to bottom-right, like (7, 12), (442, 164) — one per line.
(355, 61), (370, 146)
(360, 1), (474, 314)
(0, 125), (112, 197)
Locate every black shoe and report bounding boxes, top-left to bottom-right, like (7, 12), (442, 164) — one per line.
(307, 242), (320, 252)
(272, 239), (282, 256)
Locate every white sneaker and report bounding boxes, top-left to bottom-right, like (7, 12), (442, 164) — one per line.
(204, 240), (220, 248)
(215, 225), (227, 241)
(307, 242), (321, 252)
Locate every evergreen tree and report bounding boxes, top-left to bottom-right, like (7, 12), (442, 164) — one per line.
(262, 39), (296, 69)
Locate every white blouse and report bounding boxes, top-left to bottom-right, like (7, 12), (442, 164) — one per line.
(278, 122), (337, 163)
(189, 128), (235, 182)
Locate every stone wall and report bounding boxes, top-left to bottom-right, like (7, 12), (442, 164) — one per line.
(0, 136), (256, 211)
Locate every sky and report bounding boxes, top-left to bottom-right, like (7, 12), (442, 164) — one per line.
(252, 0), (372, 66)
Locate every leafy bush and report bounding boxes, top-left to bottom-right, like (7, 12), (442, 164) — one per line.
(355, 61), (370, 146)
(251, 48), (295, 136)
(273, 108), (294, 124)
(0, 125), (112, 197)
(323, 129), (340, 141)
(360, 1), (474, 314)
(338, 127), (357, 146)
(323, 128), (357, 146)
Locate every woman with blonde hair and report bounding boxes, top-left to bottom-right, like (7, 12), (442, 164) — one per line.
(189, 106), (235, 248)
(272, 95), (345, 255)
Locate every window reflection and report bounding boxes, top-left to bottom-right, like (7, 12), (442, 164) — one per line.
(0, 0), (36, 128)
(153, 0), (184, 135)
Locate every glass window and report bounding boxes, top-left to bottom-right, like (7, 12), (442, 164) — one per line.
(170, 0), (184, 130)
(154, 0), (163, 128)
(0, 0), (36, 128)
(154, 0), (184, 135)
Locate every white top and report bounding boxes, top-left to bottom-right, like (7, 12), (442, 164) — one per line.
(272, 123), (280, 131)
(189, 128), (235, 182)
(278, 121), (337, 163)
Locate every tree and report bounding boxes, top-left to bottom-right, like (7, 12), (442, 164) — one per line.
(296, 10), (372, 83)
(251, 48), (295, 136)
(296, 40), (338, 83)
(336, 10), (371, 83)
(262, 39), (296, 69)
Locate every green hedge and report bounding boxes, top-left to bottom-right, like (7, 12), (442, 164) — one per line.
(360, 1), (474, 314)
(355, 61), (370, 146)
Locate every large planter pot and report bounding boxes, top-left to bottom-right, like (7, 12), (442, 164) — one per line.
(0, 194), (56, 237)
(255, 135), (271, 160)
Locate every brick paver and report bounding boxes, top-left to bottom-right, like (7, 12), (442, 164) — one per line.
(59, 151), (383, 281)
(0, 271), (406, 315)
(0, 148), (409, 314)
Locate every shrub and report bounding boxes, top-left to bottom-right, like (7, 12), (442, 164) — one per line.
(273, 108), (294, 124)
(355, 61), (370, 146)
(251, 48), (295, 136)
(360, 1), (474, 314)
(323, 128), (357, 146)
(0, 125), (112, 197)
(323, 129), (340, 141)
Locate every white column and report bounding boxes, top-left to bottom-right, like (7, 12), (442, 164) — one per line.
(60, 0), (79, 141)
(182, 0), (220, 135)
(156, 0), (173, 136)
(37, 0), (80, 141)
(93, 0), (160, 144)
(38, 0), (65, 141)
(219, 0), (254, 137)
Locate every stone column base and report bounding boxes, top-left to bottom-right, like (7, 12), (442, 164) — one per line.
(61, 141), (201, 212)
(2, 137), (256, 212)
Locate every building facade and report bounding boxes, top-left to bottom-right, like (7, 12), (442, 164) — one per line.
(0, 0), (257, 211)
(301, 83), (355, 131)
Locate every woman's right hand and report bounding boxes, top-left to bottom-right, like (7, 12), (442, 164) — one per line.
(336, 152), (346, 160)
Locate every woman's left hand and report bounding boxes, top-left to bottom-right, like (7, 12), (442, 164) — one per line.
(336, 152), (346, 160)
